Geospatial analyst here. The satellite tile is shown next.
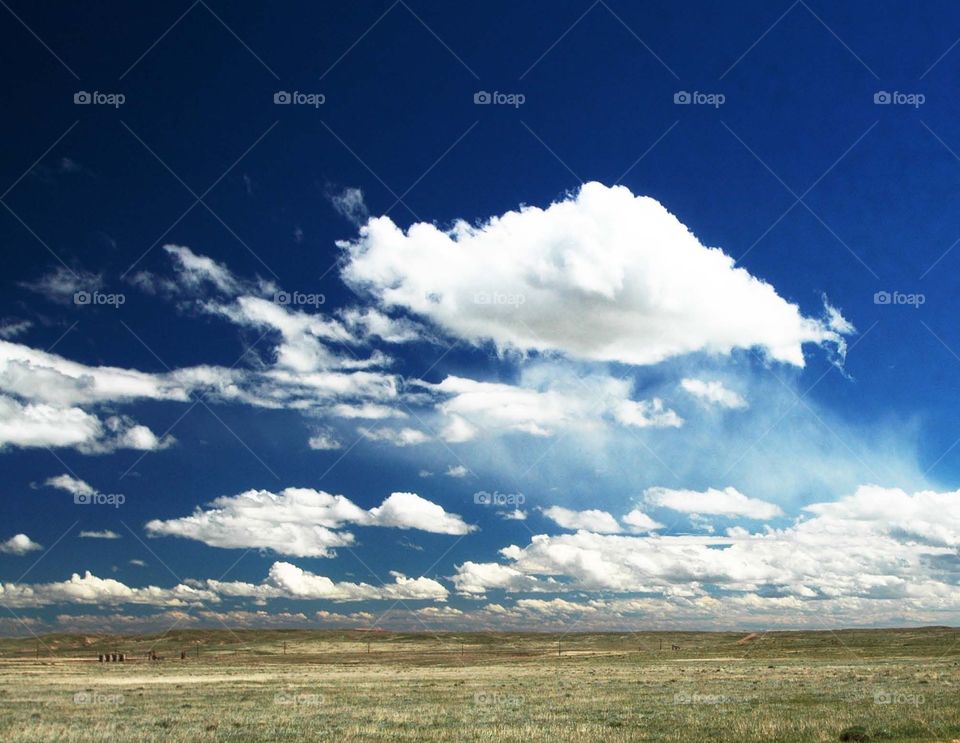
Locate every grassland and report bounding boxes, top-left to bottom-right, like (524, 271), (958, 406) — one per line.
(1, 627), (959, 742)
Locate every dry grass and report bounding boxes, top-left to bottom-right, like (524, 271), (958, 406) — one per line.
(0, 628), (958, 742)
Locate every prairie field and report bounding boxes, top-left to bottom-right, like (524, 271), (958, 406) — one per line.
(0, 628), (958, 742)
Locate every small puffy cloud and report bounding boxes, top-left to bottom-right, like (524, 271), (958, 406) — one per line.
(0, 534), (42, 555)
(129, 559), (147, 567)
(46, 474), (96, 497)
(146, 487), (474, 556)
(340, 182), (850, 367)
(498, 509), (527, 521)
(644, 486), (784, 520)
(359, 426), (429, 446)
(307, 430), (342, 450)
(368, 492), (476, 535)
(542, 506), (622, 533)
(79, 530), (121, 540)
(451, 561), (542, 594)
(680, 378), (747, 410)
(445, 465), (469, 478)
(612, 398), (683, 428)
(621, 509), (664, 533)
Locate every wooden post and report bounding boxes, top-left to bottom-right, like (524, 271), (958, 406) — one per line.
(558, 639), (561, 656)
(283, 641), (286, 655)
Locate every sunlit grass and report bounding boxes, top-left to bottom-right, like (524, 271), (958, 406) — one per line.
(0, 628), (958, 742)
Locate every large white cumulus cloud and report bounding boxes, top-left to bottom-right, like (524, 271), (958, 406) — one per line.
(340, 182), (850, 367)
(145, 487), (475, 557)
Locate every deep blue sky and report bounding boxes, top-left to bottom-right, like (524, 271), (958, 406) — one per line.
(3, 1), (960, 631)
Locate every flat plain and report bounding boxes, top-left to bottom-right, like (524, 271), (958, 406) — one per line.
(0, 627), (959, 742)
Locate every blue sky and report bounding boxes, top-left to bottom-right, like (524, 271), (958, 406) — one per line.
(3, 1), (960, 633)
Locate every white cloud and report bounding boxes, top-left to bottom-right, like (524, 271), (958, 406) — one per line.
(330, 186), (370, 226)
(445, 465), (469, 478)
(145, 487), (474, 556)
(644, 486), (784, 520)
(210, 561), (448, 602)
(367, 492), (476, 535)
(452, 485), (960, 623)
(498, 509), (527, 521)
(451, 561), (542, 594)
(21, 266), (102, 304)
(0, 534), (42, 555)
(145, 488), (362, 558)
(316, 609), (375, 626)
(163, 244), (241, 295)
(0, 319), (31, 339)
(46, 474), (96, 497)
(331, 403), (406, 420)
(0, 395), (171, 453)
(79, 530), (121, 540)
(340, 182), (851, 367)
(541, 506), (622, 533)
(425, 371), (680, 442)
(680, 378), (747, 410)
(340, 307), (422, 344)
(307, 430), (342, 450)
(0, 572), (216, 608)
(621, 509), (664, 533)
(612, 398), (683, 428)
(358, 426), (429, 446)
